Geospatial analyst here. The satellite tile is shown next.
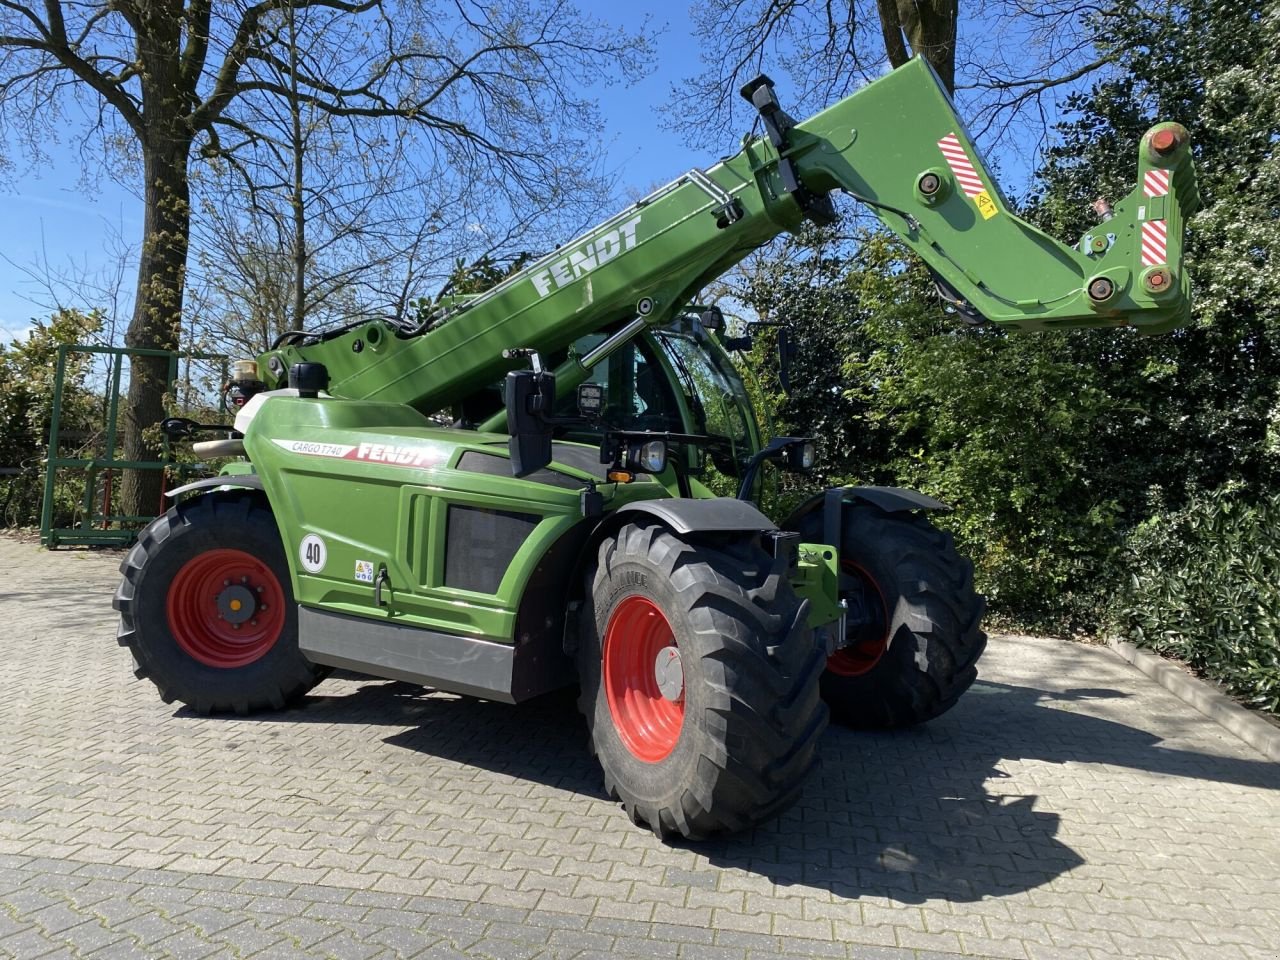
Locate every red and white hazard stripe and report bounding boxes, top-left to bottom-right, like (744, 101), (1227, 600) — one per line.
(1140, 220), (1168, 266)
(1143, 169), (1171, 198)
(937, 133), (986, 197)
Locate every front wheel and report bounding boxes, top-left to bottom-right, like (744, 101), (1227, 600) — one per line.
(797, 502), (986, 729)
(578, 523), (827, 839)
(114, 493), (327, 715)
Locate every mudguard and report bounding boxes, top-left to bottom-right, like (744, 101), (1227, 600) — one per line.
(164, 475), (265, 499)
(784, 486), (948, 548)
(615, 497), (777, 534)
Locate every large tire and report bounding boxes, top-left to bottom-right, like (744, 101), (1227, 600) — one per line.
(577, 522), (828, 840)
(114, 493), (327, 715)
(797, 502), (986, 729)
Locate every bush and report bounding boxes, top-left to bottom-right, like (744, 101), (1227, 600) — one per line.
(1111, 489), (1280, 713)
(0, 310), (104, 529)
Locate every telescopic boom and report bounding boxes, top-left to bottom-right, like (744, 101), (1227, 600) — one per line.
(258, 57), (1197, 416)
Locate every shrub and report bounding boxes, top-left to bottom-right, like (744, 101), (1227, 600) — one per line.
(1111, 489), (1280, 713)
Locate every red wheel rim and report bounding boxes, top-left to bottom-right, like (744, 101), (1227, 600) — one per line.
(827, 561), (890, 678)
(603, 595), (684, 762)
(166, 549), (286, 668)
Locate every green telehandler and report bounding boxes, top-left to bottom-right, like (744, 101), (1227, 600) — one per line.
(115, 58), (1198, 839)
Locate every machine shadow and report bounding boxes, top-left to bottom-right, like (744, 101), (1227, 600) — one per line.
(221, 674), (1280, 904)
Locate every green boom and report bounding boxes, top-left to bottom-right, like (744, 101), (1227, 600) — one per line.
(258, 57), (1198, 415)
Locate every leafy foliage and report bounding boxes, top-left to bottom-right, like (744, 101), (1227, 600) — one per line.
(739, 227), (1122, 627)
(734, 0), (1279, 659)
(1032, 0), (1280, 510)
(1113, 490), (1280, 712)
(0, 310), (103, 528)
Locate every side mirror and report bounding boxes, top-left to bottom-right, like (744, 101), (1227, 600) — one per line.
(504, 369), (555, 476)
(161, 417), (197, 439)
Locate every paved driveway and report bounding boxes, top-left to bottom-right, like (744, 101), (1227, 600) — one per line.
(0, 535), (1276, 960)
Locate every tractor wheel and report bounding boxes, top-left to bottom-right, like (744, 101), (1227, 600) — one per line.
(799, 503), (986, 729)
(114, 493), (327, 715)
(577, 522), (827, 840)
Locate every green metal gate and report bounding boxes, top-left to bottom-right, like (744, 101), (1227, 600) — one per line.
(40, 345), (228, 548)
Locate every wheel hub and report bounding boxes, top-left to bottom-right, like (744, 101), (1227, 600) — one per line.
(654, 646), (684, 701)
(216, 584), (256, 624)
(827, 561), (890, 677)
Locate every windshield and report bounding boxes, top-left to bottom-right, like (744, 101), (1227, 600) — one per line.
(551, 322), (757, 478)
(652, 329), (752, 447)
(552, 335), (683, 434)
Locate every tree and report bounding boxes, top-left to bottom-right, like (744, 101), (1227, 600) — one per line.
(734, 0), (1280, 629)
(1032, 0), (1280, 507)
(734, 227), (1122, 625)
(0, 309), (102, 527)
(670, 0), (1134, 150)
(0, 0), (651, 520)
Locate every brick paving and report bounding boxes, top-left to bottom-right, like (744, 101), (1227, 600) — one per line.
(0, 533), (1276, 959)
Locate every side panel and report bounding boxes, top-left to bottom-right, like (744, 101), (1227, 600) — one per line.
(299, 606), (516, 702)
(245, 396), (590, 644)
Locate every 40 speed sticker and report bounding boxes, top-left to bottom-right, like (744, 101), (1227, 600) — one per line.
(299, 534), (327, 573)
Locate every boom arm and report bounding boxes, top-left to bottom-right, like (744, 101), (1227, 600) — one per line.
(259, 57), (1197, 416)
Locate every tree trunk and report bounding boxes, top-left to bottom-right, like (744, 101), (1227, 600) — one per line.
(896, 0), (957, 93)
(119, 138), (192, 523)
(876, 0), (958, 94)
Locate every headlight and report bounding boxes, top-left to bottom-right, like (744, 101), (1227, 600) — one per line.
(799, 441), (816, 470)
(628, 439), (668, 474)
(783, 440), (817, 472)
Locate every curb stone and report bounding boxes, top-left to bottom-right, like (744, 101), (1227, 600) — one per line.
(1107, 638), (1280, 762)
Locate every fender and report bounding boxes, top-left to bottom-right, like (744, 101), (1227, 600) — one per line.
(554, 497), (778, 659)
(164, 475), (265, 499)
(783, 486), (949, 548)
(614, 497), (777, 535)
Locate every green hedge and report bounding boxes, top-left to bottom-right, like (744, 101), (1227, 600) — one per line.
(1111, 489), (1280, 713)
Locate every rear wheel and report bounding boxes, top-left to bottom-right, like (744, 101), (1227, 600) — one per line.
(114, 493), (327, 715)
(797, 502), (986, 729)
(578, 522), (827, 839)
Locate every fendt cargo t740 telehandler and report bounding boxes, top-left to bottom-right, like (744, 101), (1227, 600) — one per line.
(115, 58), (1198, 839)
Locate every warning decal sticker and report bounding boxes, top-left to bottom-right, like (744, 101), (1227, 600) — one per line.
(1143, 169), (1171, 198)
(938, 133), (999, 220)
(1141, 219), (1168, 266)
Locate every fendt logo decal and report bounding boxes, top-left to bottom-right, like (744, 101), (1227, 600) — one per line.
(272, 438), (445, 468)
(530, 215), (642, 297)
